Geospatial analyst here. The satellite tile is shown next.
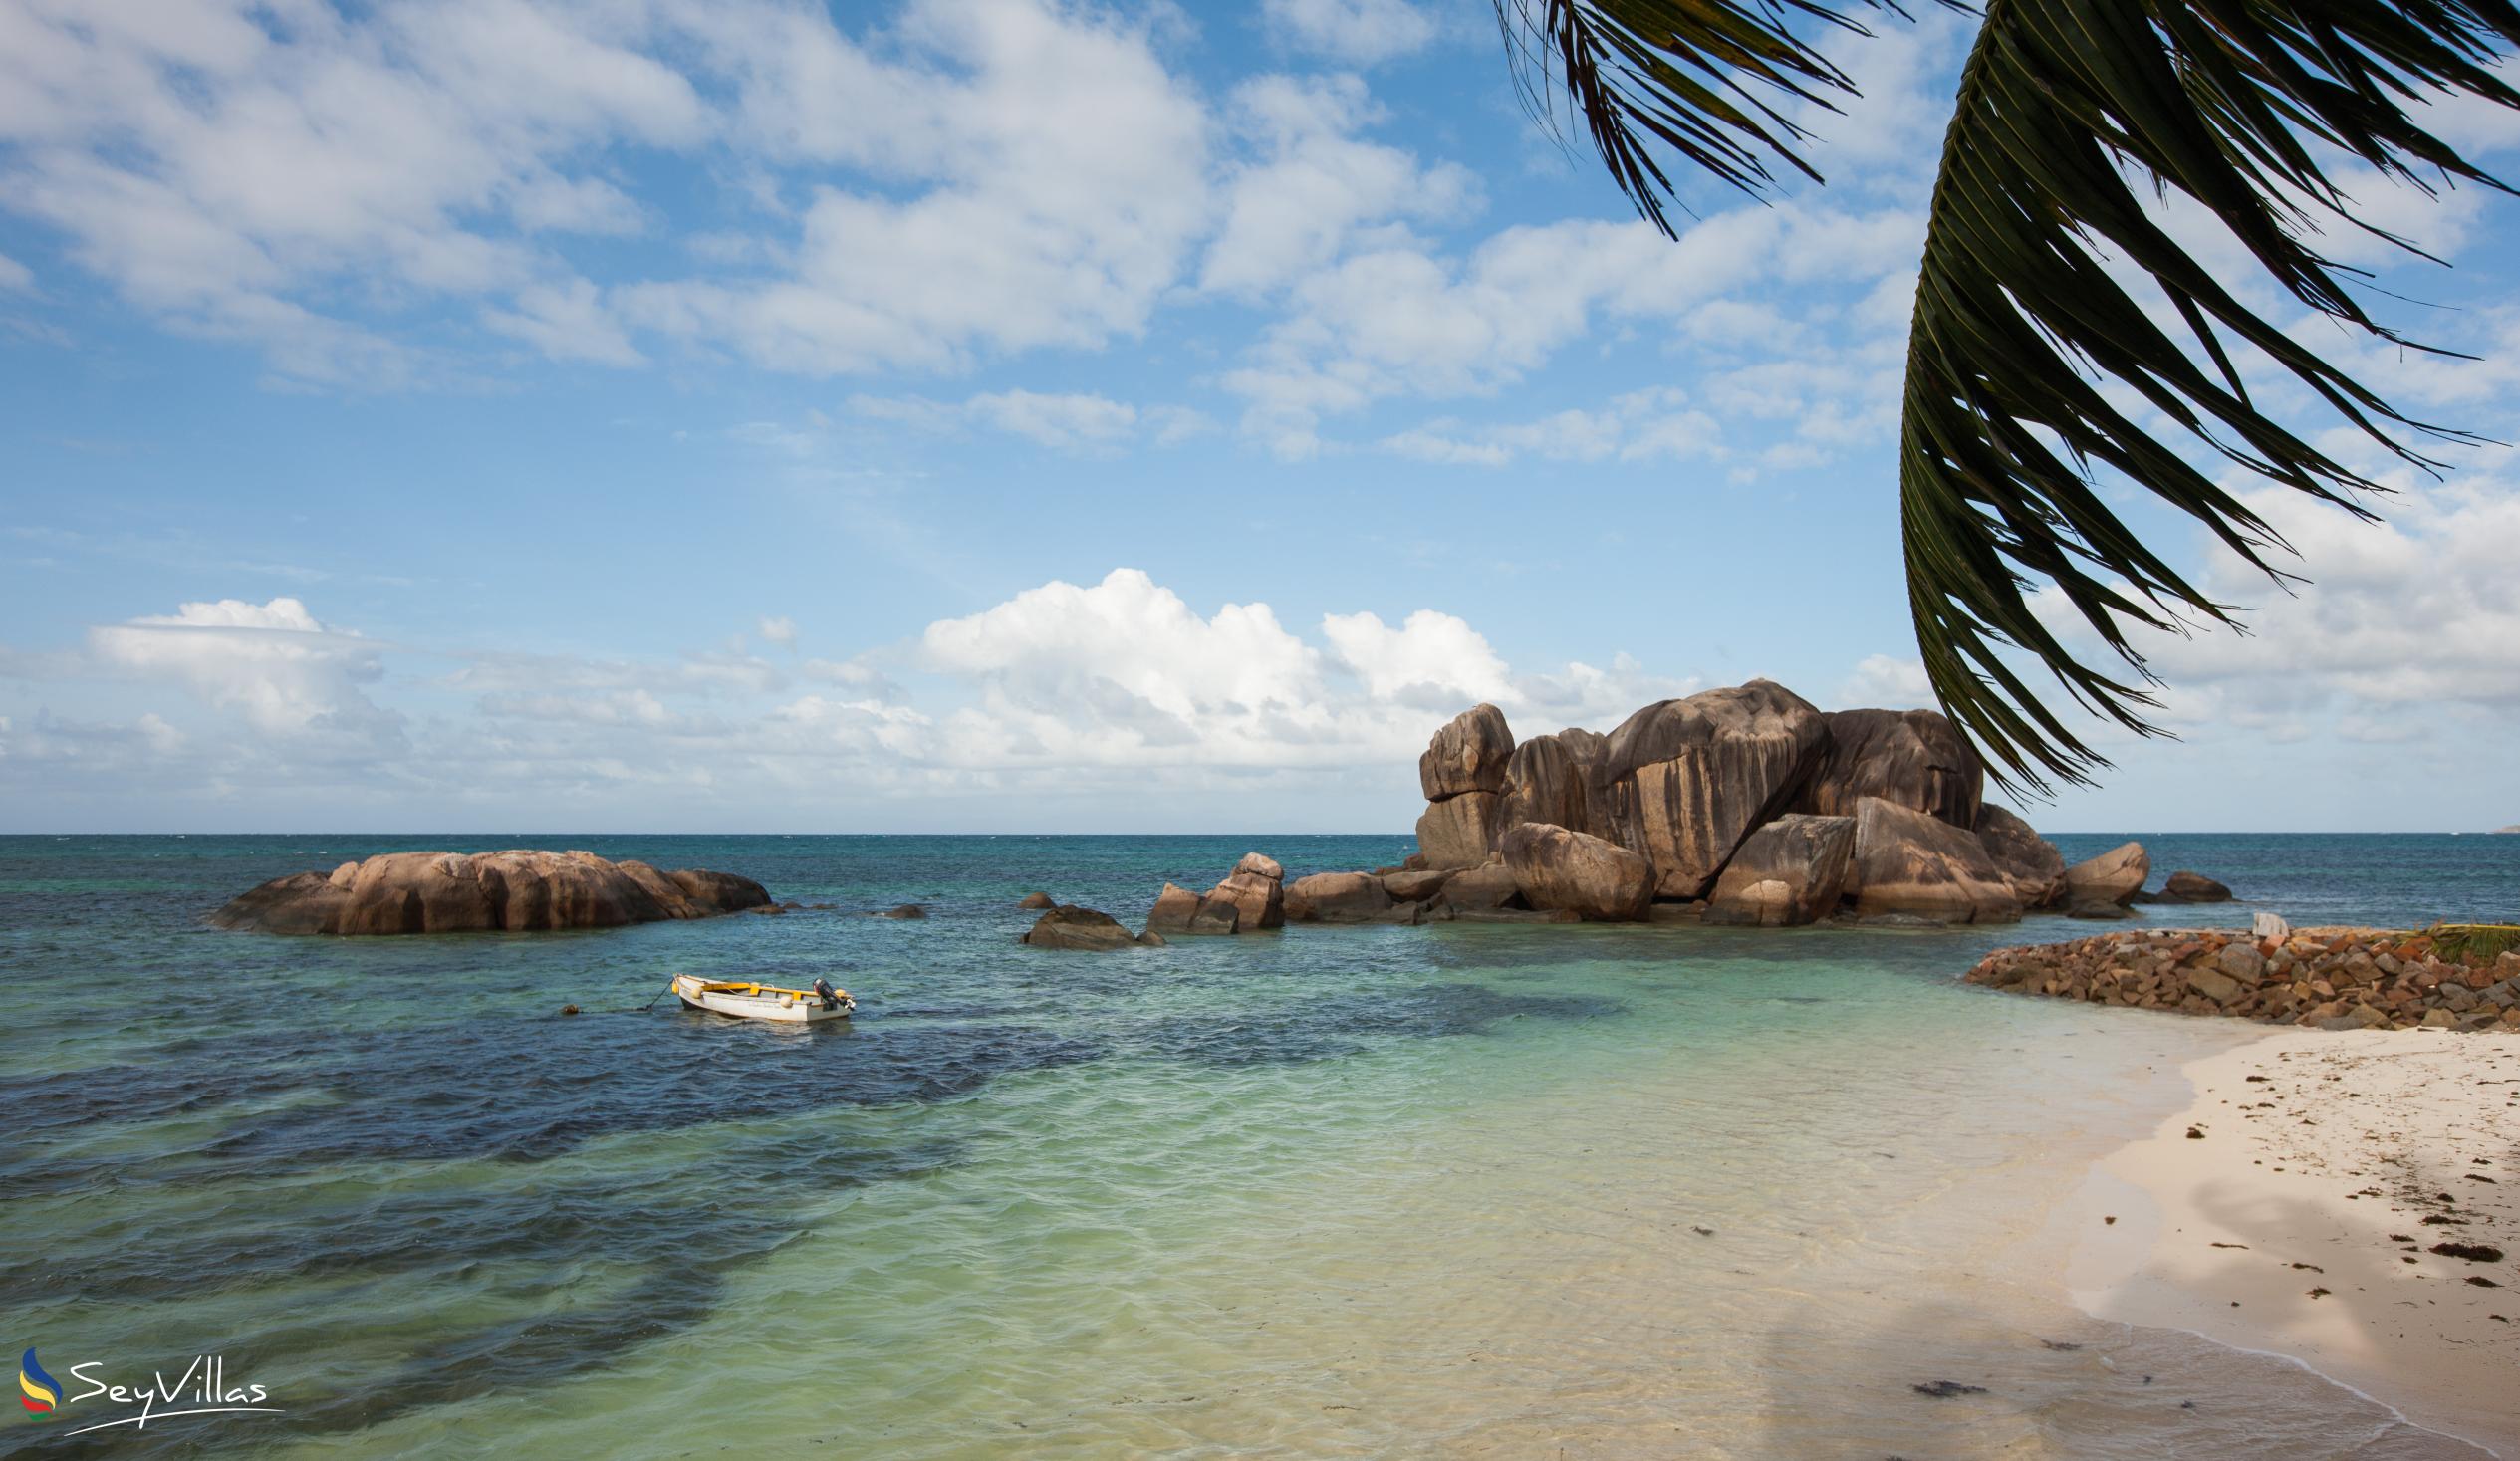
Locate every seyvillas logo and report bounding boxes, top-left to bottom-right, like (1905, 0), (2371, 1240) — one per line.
(18, 1351), (57, 1414)
(17, 1350), (285, 1436)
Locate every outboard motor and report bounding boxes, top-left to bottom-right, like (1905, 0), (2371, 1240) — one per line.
(813, 977), (841, 1012)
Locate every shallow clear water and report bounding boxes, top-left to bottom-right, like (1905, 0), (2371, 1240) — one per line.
(3, 833), (2514, 1458)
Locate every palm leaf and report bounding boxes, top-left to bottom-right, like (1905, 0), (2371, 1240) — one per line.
(1498, 1), (2520, 792)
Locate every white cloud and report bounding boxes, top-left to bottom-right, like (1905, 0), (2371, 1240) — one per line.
(1200, 74), (1476, 296)
(1261, 0), (1437, 63)
(1838, 653), (1934, 710)
(1380, 387), (1722, 466)
(87, 596), (400, 740)
(0, 251), (29, 291)
(848, 389), (1199, 452)
(1224, 202), (1924, 456)
(757, 615), (798, 648)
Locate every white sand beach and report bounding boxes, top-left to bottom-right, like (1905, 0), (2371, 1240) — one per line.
(2071, 1030), (2520, 1454)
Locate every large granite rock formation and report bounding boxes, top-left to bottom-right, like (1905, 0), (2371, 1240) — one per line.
(1415, 705), (1515, 868)
(1438, 858), (1526, 912)
(1974, 804), (2065, 909)
(1285, 871), (1394, 923)
(1497, 728), (1609, 842)
(1144, 882), (1240, 936)
(1846, 799), (2023, 924)
(1419, 703), (1513, 799)
(2063, 843), (2148, 908)
(1794, 708), (1983, 827)
(1601, 680), (1830, 899)
(1500, 822), (1652, 922)
(1214, 852), (1288, 929)
(211, 850), (771, 935)
(1705, 814), (1855, 927)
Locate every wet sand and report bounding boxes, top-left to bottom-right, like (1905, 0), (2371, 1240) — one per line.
(2069, 1029), (2520, 1455)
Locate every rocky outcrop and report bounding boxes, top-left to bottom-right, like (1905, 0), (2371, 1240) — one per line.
(211, 850), (771, 935)
(1846, 799), (2022, 924)
(1500, 822), (1652, 922)
(2063, 843), (2148, 908)
(1974, 805), (2065, 909)
(1022, 905), (1159, 950)
(1601, 680), (1831, 899)
(1705, 814), (1855, 927)
(1419, 704), (1513, 799)
(1794, 708), (1983, 828)
(1967, 930), (2520, 1032)
(1414, 792), (1503, 869)
(1497, 729), (1609, 842)
(2151, 870), (2234, 903)
(1144, 882), (1240, 936)
(1439, 858), (1526, 912)
(1285, 871), (1394, 923)
(1018, 891), (1055, 910)
(1208, 852), (1286, 931)
(1381, 867), (1453, 903)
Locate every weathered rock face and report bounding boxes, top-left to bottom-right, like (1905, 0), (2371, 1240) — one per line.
(1499, 822), (1651, 922)
(1285, 871), (1394, 923)
(1414, 791), (1503, 869)
(1705, 814), (1855, 927)
(1439, 858), (1526, 911)
(1601, 680), (1830, 900)
(1974, 804), (2065, 909)
(1419, 704), (1514, 800)
(1496, 728), (1609, 842)
(211, 850), (771, 935)
(1381, 867), (1454, 903)
(1845, 799), (2022, 924)
(1207, 852), (1287, 931)
(1795, 708), (1983, 828)
(2063, 842), (2148, 908)
(2155, 870), (2234, 903)
(1021, 905), (1157, 950)
(1144, 882), (1240, 936)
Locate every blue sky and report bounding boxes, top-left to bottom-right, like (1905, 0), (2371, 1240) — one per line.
(3, 0), (2517, 834)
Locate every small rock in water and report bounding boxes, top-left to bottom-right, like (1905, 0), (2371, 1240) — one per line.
(560, 1004), (579, 1016)
(1911, 1381), (1987, 1399)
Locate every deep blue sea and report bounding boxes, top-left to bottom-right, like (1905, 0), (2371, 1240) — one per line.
(2, 833), (2512, 1459)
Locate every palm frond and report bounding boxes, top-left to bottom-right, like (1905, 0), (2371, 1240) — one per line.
(1902, 0), (2520, 792)
(1500, 1), (2520, 794)
(1492, 1), (1933, 228)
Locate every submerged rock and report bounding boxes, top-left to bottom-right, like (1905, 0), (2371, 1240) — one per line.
(1020, 905), (1157, 950)
(211, 850), (771, 935)
(2154, 870), (2234, 903)
(1018, 891), (1056, 910)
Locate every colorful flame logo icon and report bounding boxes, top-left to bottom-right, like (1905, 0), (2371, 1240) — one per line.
(19, 1350), (59, 1415)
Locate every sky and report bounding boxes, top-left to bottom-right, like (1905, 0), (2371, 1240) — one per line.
(2, 0), (2517, 835)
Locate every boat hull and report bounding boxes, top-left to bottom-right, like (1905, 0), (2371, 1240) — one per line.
(672, 975), (852, 1024)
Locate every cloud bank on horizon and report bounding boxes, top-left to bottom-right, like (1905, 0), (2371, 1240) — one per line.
(2, 0), (2516, 832)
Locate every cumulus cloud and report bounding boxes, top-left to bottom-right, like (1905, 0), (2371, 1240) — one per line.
(1260, 0), (1438, 64)
(1837, 653), (1935, 710)
(87, 595), (403, 743)
(756, 615), (798, 649)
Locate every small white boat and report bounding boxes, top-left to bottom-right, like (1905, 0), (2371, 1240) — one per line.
(673, 974), (855, 1024)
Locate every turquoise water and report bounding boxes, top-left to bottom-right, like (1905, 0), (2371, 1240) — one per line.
(3, 834), (2513, 1458)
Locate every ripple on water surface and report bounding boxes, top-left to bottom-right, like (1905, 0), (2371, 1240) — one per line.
(2, 835), (2508, 1459)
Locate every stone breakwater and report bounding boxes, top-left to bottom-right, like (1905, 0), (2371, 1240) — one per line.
(1966, 928), (2520, 1032)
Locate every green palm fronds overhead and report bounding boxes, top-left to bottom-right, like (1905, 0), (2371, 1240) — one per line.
(1494, 0), (2520, 793)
